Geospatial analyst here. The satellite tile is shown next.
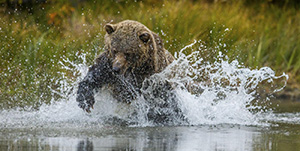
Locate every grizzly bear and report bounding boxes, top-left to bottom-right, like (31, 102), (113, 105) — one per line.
(76, 20), (184, 124)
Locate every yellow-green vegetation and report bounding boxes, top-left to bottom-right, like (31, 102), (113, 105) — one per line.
(0, 0), (299, 108)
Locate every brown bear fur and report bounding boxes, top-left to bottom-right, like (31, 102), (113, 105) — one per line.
(76, 20), (175, 113)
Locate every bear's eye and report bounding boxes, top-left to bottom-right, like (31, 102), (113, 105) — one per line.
(139, 33), (150, 43)
(105, 24), (115, 34)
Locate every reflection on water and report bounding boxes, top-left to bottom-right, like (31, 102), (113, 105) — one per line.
(1, 123), (300, 151)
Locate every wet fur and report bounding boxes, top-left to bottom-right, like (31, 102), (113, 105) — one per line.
(76, 20), (184, 124)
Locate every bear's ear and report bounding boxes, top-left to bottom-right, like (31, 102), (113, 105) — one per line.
(105, 24), (115, 34)
(139, 33), (150, 43)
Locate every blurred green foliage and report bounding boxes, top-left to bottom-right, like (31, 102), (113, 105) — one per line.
(0, 0), (299, 109)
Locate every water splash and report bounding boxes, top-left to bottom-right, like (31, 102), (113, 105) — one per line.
(0, 40), (288, 128)
(159, 40), (289, 125)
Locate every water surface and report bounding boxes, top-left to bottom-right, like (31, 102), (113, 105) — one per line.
(1, 116), (300, 151)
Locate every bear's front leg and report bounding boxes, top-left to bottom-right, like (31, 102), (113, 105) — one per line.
(76, 52), (113, 112)
(76, 72), (97, 112)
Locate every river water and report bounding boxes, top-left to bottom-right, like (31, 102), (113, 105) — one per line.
(1, 41), (299, 151)
(1, 111), (300, 151)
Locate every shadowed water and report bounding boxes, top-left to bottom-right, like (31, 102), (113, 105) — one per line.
(1, 41), (298, 151)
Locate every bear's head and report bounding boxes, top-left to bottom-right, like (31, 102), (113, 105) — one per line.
(104, 20), (168, 75)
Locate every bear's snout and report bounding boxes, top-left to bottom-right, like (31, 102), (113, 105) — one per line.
(112, 53), (128, 74)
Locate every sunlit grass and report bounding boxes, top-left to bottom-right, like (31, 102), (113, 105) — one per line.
(0, 0), (299, 108)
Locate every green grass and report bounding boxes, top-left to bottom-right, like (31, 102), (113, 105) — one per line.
(0, 0), (299, 108)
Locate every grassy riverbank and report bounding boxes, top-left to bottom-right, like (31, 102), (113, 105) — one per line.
(0, 0), (299, 108)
